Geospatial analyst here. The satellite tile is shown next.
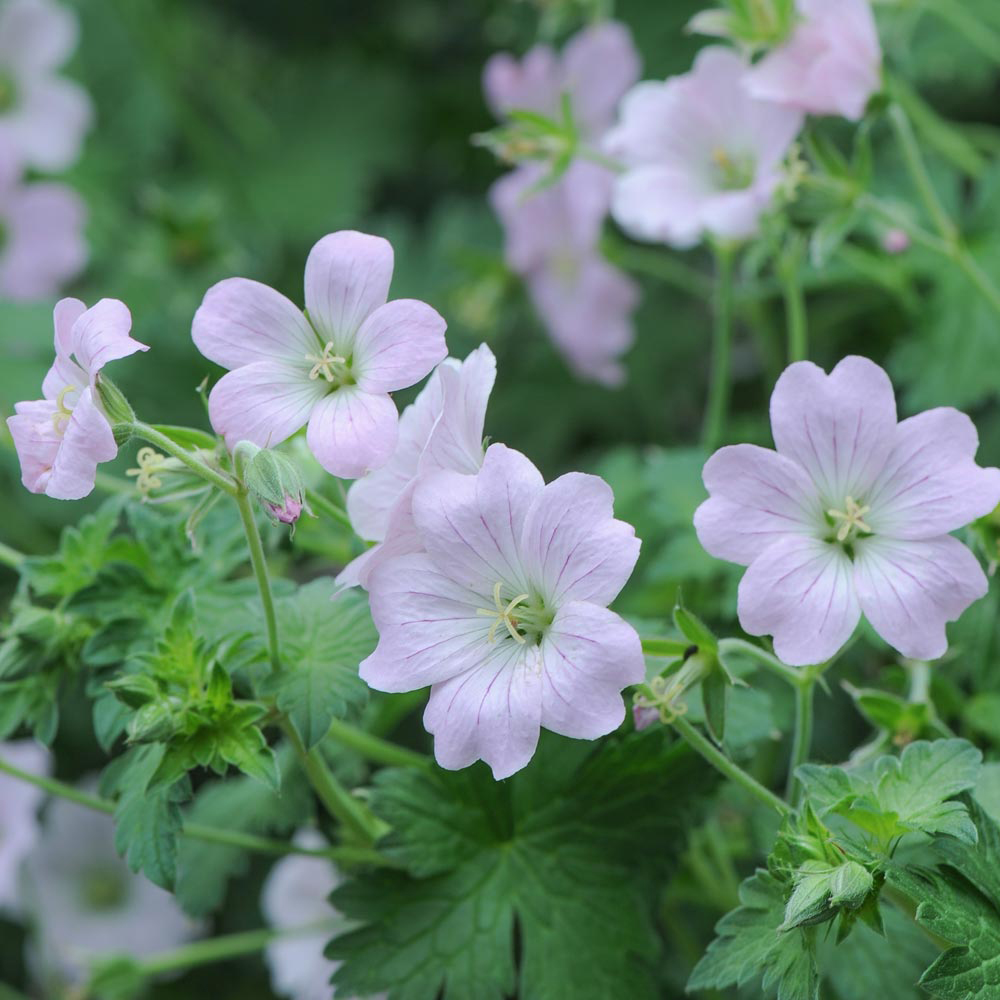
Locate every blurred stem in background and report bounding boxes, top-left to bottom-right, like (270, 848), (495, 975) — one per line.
(0, 540), (25, 570)
(701, 243), (736, 453)
(778, 237), (808, 363)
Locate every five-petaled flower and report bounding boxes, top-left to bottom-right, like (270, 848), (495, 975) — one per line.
(338, 344), (496, 590)
(605, 46), (803, 247)
(694, 356), (1000, 665)
(192, 230), (448, 480)
(7, 297), (148, 500)
(360, 443), (644, 779)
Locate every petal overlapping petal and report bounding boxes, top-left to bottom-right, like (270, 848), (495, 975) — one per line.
(353, 299), (447, 394)
(70, 298), (148, 375)
(46, 387), (116, 500)
(306, 386), (398, 480)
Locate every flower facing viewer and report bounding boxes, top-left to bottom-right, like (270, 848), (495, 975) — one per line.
(694, 356), (1000, 665)
(193, 231), (447, 480)
(361, 444), (644, 779)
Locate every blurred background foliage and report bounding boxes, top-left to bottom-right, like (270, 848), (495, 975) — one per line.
(4, 0), (1000, 997)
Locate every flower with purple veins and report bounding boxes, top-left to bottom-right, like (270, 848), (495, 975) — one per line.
(192, 230), (448, 481)
(360, 443), (644, 779)
(694, 356), (1000, 666)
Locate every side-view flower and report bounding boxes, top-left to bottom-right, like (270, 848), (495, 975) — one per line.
(360, 443), (644, 778)
(695, 355), (1000, 665)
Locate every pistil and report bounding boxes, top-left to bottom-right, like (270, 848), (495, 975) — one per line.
(477, 581), (531, 644)
(305, 342), (349, 383)
(827, 495), (872, 543)
(51, 385), (76, 434)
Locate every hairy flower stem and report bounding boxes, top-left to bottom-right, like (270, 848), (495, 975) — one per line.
(305, 487), (353, 529)
(672, 715), (791, 818)
(716, 638), (803, 688)
(131, 422), (238, 497)
(0, 753), (387, 865)
(786, 676), (816, 803)
(233, 486), (282, 673)
(326, 718), (432, 771)
(641, 637), (694, 658)
(702, 244), (736, 453)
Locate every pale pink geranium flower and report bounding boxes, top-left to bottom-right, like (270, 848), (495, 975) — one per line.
(694, 356), (1000, 666)
(338, 344), (496, 589)
(744, 0), (882, 122)
(0, 740), (50, 913)
(0, 0), (93, 171)
(484, 22), (641, 386)
(361, 443), (644, 779)
(193, 231), (447, 480)
(0, 146), (87, 301)
(605, 46), (803, 247)
(7, 297), (148, 500)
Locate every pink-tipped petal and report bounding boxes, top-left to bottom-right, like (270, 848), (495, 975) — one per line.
(305, 387), (398, 480)
(853, 535), (988, 661)
(539, 602), (643, 739)
(70, 299), (148, 375)
(45, 388), (117, 500)
(353, 299), (447, 394)
(303, 231), (394, 347)
(737, 536), (860, 666)
(193, 278), (319, 370)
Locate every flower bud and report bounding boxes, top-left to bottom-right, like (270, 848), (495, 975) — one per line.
(237, 442), (308, 529)
(95, 373), (136, 426)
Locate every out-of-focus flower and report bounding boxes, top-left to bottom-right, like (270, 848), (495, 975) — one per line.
(0, 740), (50, 913)
(484, 22), (641, 386)
(22, 788), (195, 988)
(0, 146), (86, 301)
(0, 0), (93, 171)
(694, 356), (1000, 665)
(744, 0), (882, 122)
(7, 297), (148, 499)
(261, 830), (385, 1000)
(361, 443), (644, 779)
(882, 228), (910, 255)
(193, 231), (447, 480)
(338, 344), (496, 589)
(605, 46), (803, 247)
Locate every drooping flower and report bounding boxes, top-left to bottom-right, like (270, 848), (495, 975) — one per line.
(694, 356), (1000, 665)
(361, 443), (644, 779)
(0, 739), (50, 913)
(7, 297), (148, 500)
(484, 22), (641, 386)
(21, 787), (195, 988)
(605, 46), (803, 247)
(337, 344), (496, 589)
(192, 231), (448, 480)
(744, 0), (882, 122)
(0, 145), (86, 301)
(0, 0), (93, 171)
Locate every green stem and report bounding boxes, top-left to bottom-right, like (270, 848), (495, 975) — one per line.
(701, 244), (736, 453)
(786, 677), (816, 803)
(641, 637), (693, 658)
(672, 715), (791, 818)
(600, 234), (714, 300)
(305, 488), (353, 530)
(919, 0), (1000, 63)
(281, 720), (383, 844)
(0, 540), (26, 570)
(717, 638), (804, 689)
(778, 253), (808, 363)
(233, 488), (282, 673)
(132, 422), (237, 497)
(326, 718), (432, 771)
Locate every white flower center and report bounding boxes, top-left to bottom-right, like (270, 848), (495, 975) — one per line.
(476, 581), (550, 645)
(711, 147), (756, 191)
(305, 341), (352, 385)
(826, 495), (872, 544)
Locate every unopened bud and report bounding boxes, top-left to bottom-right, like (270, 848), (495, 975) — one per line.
(95, 373), (136, 426)
(237, 442), (308, 530)
(882, 228), (910, 255)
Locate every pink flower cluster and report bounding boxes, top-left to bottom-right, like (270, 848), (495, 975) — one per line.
(484, 22), (641, 387)
(0, 0), (91, 301)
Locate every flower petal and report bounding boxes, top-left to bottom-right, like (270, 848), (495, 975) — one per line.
(610, 165), (710, 248)
(2, 77), (92, 172)
(193, 278), (318, 370)
(423, 645), (543, 779)
(7, 399), (61, 494)
(737, 536), (860, 666)
(694, 444), (823, 565)
(0, 0), (79, 74)
(46, 388), (117, 500)
(208, 361), (324, 451)
(70, 298), (148, 375)
(853, 535), (988, 661)
(770, 355), (897, 504)
(539, 602), (643, 739)
(411, 443), (545, 596)
(521, 472), (640, 607)
(306, 386), (398, 480)
(42, 298), (87, 400)
(353, 299), (447, 394)
(865, 407), (1000, 540)
(303, 231), (393, 348)
(482, 46), (561, 120)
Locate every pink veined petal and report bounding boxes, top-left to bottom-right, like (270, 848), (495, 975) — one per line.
(694, 444), (823, 566)
(208, 361), (325, 451)
(853, 535), (988, 661)
(3, 76), (92, 172)
(0, 0), (79, 75)
(539, 602), (643, 739)
(521, 472), (640, 607)
(192, 278), (319, 370)
(482, 45), (561, 120)
(43, 298), (87, 399)
(769, 355), (897, 505)
(411, 443), (545, 596)
(305, 386), (398, 480)
(45, 387), (117, 500)
(6, 399), (61, 494)
(70, 298), (148, 376)
(303, 231), (393, 349)
(360, 552), (494, 691)
(52, 297), (85, 355)
(737, 535), (861, 666)
(353, 299), (447, 394)
(423, 643), (543, 779)
(865, 407), (1000, 540)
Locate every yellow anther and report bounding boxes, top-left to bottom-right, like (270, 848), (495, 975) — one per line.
(50, 384), (76, 434)
(827, 495), (872, 543)
(305, 342), (347, 382)
(126, 447), (166, 494)
(476, 581), (530, 644)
